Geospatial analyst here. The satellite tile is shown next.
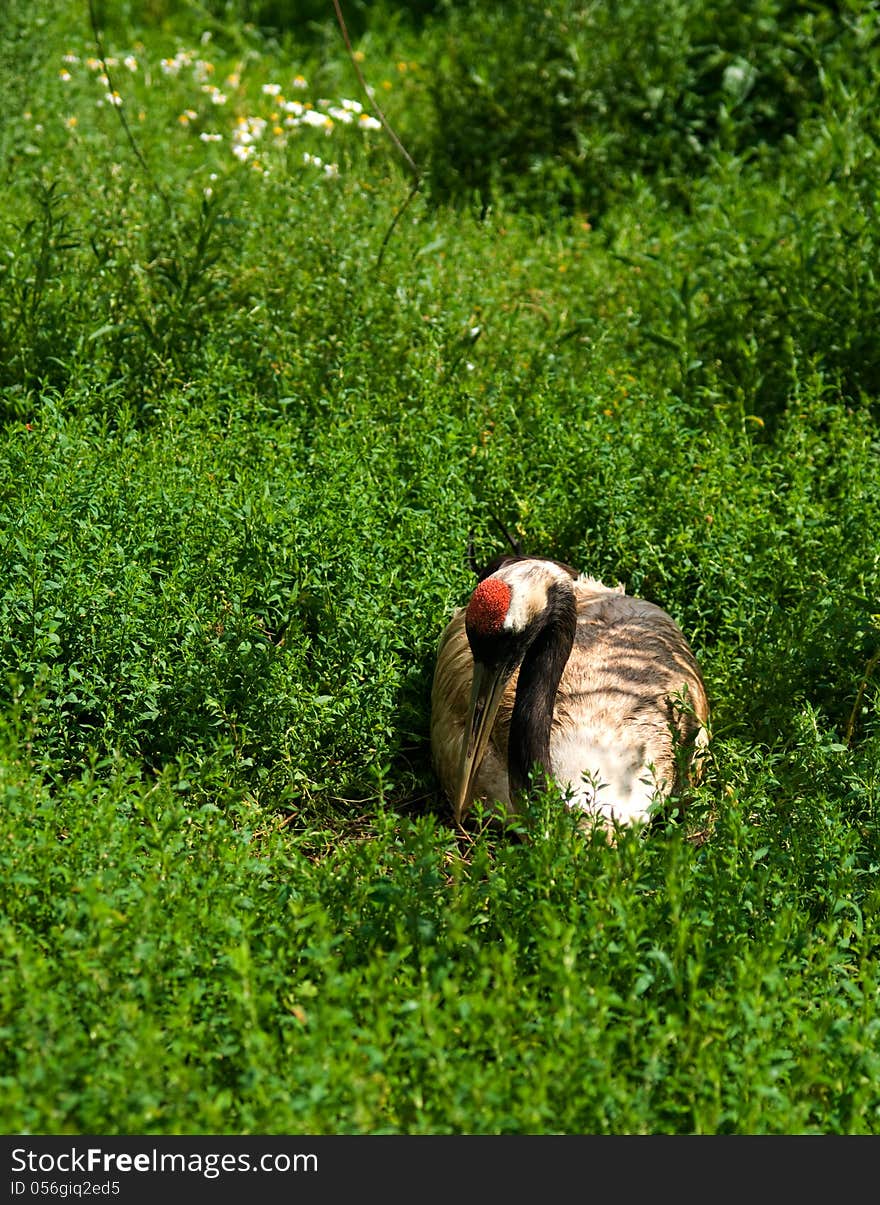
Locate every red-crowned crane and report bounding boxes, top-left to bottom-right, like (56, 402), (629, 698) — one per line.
(430, 553), (709, 834)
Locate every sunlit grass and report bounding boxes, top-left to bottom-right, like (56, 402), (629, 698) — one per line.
(0, 0), (878, 1135)
(50, 32), (385, 184)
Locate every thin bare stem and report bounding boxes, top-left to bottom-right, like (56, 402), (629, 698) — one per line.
(374, 177), (421, 269)
(86, 0), (174, 219)
(846, 645), (880, 747)
(330, 0), (421, 269)
(330, 0), (419, 182)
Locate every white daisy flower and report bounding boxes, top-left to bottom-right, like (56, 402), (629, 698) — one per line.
(301, 109), (332, 130)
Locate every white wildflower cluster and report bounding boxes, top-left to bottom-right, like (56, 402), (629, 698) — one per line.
(160, 50), (194, 76)
(74, 53), (137, 102)
(211, 74), (384, 177)
(302, 152), (339, 177)
(300, 108), (333, 132)
(57, 44), (388, 182)
(202, 83), (228, 105)
(322, 97), (379, 130)
(231, 115), (267, 162)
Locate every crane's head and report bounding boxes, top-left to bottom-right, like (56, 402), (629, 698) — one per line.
(452, 559), (576, 824)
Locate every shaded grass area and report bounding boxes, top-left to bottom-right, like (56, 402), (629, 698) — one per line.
(0, 0), (879, 1133)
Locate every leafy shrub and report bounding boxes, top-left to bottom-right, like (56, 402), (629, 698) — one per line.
(411, 0), (878, 216)
(609, 109), (880, 423)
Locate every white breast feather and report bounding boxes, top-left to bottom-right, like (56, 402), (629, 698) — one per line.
(549, 728), (662, 828)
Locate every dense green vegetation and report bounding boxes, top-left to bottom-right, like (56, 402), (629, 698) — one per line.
(1, 0), (878, 1133)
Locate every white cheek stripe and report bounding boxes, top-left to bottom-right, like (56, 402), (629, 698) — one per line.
(503, 585), (537, 634)
(497, 561), (570, 635)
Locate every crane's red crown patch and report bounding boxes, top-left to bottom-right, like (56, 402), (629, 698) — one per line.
(466, 577), (511, 636)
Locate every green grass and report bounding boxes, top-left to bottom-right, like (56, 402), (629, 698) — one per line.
(1, 0), (879, 1134)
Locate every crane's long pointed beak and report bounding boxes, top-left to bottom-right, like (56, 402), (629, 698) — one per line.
(452, 660), (512, 826)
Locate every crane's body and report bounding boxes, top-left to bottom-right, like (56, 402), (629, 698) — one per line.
(430, 556), (709, 832)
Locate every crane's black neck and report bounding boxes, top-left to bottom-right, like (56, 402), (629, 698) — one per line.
(507, 581), (577, 798)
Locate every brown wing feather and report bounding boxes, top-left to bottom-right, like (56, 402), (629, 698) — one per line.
(559, 580), (710, 796)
